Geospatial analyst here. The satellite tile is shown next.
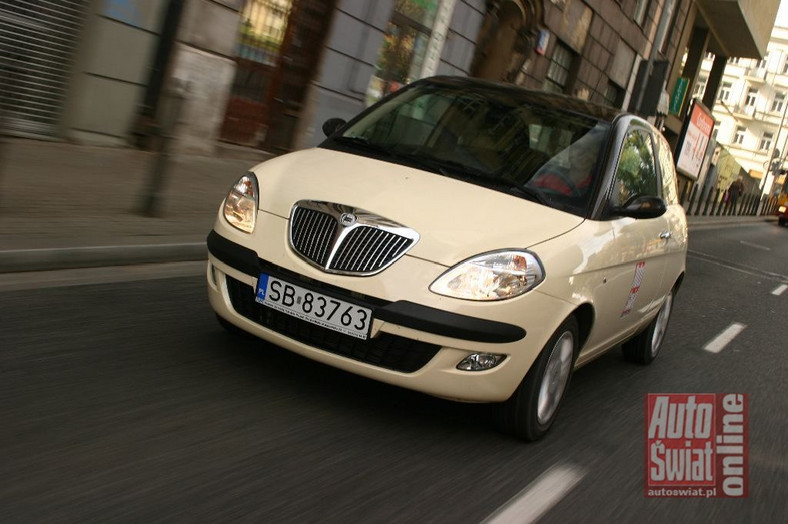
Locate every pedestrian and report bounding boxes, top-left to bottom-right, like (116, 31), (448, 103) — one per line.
(728, 176), (744, 213)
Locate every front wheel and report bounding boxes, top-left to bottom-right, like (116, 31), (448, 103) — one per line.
(493, 316), (579, 441)
(622, 290), (674, 365)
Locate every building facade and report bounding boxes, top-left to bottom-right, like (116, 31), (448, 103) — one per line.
(659, 0), (780, 193)
(0, 0), (779, 176)
(695, 22), (788, 197)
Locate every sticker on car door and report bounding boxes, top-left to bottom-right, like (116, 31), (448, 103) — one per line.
(621, 261), (646, 317)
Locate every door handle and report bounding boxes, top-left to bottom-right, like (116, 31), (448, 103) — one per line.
(659, 231), (671, 240)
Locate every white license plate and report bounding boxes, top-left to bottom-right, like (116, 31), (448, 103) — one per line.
(255, 274), (372, 340)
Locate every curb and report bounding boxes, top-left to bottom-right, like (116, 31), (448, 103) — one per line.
(0, 217), (779, 273)
(0, 243), (207, 273)
(686, 216), (778, 227)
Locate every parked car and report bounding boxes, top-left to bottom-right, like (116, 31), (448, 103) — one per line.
(206, 76), (687, 440)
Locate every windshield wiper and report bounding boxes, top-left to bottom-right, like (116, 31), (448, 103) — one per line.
(332, 135), (395, 156)
(386, 154), (492, 180)
(330, 140), (549, 205)
(408, 157), (549, 204)
(332, 137), (435, 170)
(507, 184), (550, 205)
(333, 140), (466, 177)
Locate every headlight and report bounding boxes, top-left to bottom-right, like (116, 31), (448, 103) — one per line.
(779, 205), (787, 213)
(429, 250), (545, 301)
(223, 173), (258, 233)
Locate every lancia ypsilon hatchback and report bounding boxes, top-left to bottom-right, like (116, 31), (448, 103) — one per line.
(207, 76), (687, 440)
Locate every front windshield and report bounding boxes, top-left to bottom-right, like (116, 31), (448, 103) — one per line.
(323, 81), (611, 216)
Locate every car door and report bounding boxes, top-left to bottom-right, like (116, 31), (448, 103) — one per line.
(654, 131), (689, 289)
(582, 126), (671, 356)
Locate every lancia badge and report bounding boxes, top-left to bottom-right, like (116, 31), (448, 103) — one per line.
(340, 213), (357, 227)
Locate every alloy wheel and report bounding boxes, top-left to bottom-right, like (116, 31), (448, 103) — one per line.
(650, 292), (673, 357)
(537, 331), (574, 425)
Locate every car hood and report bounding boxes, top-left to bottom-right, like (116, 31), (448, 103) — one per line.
(251, 148), (584, 267)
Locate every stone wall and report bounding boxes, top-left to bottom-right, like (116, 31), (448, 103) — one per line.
(293, 0), (485, 150)
(63, 0), (168, 146)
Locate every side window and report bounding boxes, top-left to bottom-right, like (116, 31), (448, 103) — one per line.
(656, 134), (679, 205)
(611, 129), (659, 208)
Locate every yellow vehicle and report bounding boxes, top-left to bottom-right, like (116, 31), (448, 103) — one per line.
(207, 77), (688, 440)
(776, 193), (788, 226)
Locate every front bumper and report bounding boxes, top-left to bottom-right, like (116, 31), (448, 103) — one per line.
(208, 230), (525, 344)
(206, 227), (571, 402)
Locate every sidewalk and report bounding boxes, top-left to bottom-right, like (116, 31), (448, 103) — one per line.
(0, 138), (272, 272)
(0, 138), (779, 273)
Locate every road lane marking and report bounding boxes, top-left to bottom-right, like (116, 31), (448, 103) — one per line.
(739, 240), (770, 251)
(772, 284), (788, 296)
(703, 323), (747, 354)
(688, 251), (787, 282)
(482, 464), (585, 524)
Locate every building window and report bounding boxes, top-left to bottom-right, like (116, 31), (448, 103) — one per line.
(693, 76), (707, 98)
(772, 93), (785, 113)
(733, 126), (745, 145)
(782, 59), (788, 74)
(543, 42), (575, 94)
(760, 132), (773, 151)
(718, 81), (732, 102)
(366, 0), (449, 105)
(757, 54), (769, 69)
(728, 57), (740, 65)
(661, 2), (682, 55)
(745, 88), (758, 107)
(603, 81), (624, 108)
(634, 0), (650, 26)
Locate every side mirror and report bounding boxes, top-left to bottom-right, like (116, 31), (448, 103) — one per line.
(322, 118), (346, 137)
(611, 195), (667, 219)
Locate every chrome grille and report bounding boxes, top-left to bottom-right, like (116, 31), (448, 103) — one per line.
(289, 201), (419, 276)
(291, 207), (337, 266)
(332, 226), (412, 272)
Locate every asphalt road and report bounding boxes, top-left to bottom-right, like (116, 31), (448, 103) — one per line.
(1, 222), (786, 522)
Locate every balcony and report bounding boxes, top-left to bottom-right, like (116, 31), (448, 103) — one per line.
(774, 75), (788, 89)
(732, 104), (757, 119)
(759, 110), (785, 125)
(744, 66), (768, 81)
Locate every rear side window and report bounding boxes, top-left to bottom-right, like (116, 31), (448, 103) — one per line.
(655, 134), (679, 205)
(611, 129), (659, 208)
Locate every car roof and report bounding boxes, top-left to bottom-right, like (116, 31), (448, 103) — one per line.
(422, 76), (626, 124)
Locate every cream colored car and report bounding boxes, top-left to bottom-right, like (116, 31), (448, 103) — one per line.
(207, 77), (687, 440)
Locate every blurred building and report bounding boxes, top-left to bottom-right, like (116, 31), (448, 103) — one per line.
(0, 0), (780, 176)
(694, 21), (788, 197)
(0, 0), (89, 139)
(660, 0), (780, 193)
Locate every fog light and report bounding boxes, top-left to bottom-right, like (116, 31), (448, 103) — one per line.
(457, 352), (506, 371)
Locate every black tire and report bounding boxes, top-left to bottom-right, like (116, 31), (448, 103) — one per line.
(779, 217), (786, 226)
(622, 289), (674, 365)
(493, 316), (579, 441)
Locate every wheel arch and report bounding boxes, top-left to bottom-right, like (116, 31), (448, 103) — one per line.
(571, 302), (594, 353)
(672, 272), (685, 294)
